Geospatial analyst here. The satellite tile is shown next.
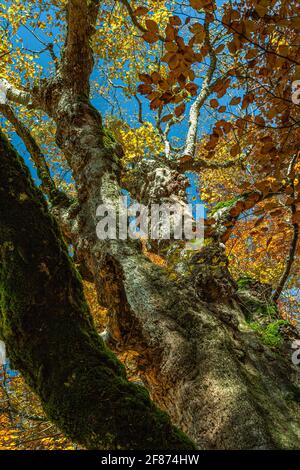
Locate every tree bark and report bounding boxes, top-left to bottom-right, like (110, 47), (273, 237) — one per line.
(0, 131), (195, 450)
(1, 0), (300, 450)
(48, 93), (300, 449)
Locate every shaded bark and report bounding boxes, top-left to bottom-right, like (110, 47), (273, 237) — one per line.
(0, 131), (195, 450)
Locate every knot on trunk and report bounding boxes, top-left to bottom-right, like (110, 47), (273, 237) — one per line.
(189, 243), (237, 302)
(123, 159), (189, 206)
(237, 277), (277, 322)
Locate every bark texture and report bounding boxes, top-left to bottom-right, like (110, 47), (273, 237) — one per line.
(1, 0), (300, 450)
(48, 91), (300, 448)
(22, 63), (300, 454)
(0, 132), (195, 450)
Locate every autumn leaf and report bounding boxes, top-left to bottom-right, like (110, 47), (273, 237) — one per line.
(169, 16), (181, 26)
(161, 113), (173, 122)
(145, 19), (159, 34)
(137, 83), (153, 94)
(210, 99), (219, 108)
(133, 6), (149, 17)
(185, 82), (198, 96)
(230, 97), (241, 105)
(139, 73), (152, 84)
(174, 103), (185, 117)
(142, 31), (159, 44)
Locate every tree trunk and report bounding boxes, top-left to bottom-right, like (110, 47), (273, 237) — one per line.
(47, 94), (300, 450)
(0, 131), (195, 450)
(1, 0), (299, 449)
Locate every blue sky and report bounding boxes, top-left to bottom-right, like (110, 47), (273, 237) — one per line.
(1, 2), (208, 210)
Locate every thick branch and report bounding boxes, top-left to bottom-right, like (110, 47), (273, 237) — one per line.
(206, 189), (284, 242)
(61, 0), (100, 93)
(178, 156), (239, 172)
(0, 79), (32, 107)
(0, 104), (69, 206)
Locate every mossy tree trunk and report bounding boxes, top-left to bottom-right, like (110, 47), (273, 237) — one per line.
(0, 131), (195, 450)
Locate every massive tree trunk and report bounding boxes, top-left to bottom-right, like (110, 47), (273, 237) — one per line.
(0, 131), (194, 450)
(0, 0), (299, 450)
(39, 89), (300, 449)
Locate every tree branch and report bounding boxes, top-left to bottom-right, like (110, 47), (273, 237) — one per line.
(157, 112), (184, 159)
(0, 130), (195, 450)
(221, 19), (300, 67)
(182, 14), (217, 158)
(133, 94), (144, 124)
(272, 153), (299, 302)
(22, 24), (58, 69)
(118, 0), (165, 41)
(0, 104), (69, 206)
(206, 188), (284, 243)
(178, 156), (240, 172)
(0, 79), (32, 107)
(61, 0), (100, 94)
(0, 405), (46, 423)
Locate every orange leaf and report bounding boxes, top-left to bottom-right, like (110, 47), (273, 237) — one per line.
(161, 114), (173, 122)
(185, 82), (198, 96)
(169, 16), (181, 26)
(175, 103), (185, 117)
(133, 6), (149, 16)
(229, 97), (241, 105)
(230, 144), (240, 157)
(145, 19), (159, 34)
(142, 31), (159, 44)
(137, 84), (152, 95)
(210, 99), (219, 108)
(138, 73), (152, 84)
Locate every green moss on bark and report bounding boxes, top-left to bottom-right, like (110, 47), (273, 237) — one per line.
(0, 131), (195, 450)
(248, 320), (289, 348)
